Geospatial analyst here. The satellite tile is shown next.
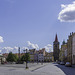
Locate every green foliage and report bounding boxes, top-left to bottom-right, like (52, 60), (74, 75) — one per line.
(13, 54), (18, 62)
(25, 53), (30, 62)
(6, 52), (18, 62)
(20, 55), (25, 61)
(20, 53), (30, 62)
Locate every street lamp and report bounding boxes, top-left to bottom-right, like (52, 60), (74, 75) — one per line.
(37, 53), (38, 64)
(23, 49), (29, 69)
(18, 47), (20, 63)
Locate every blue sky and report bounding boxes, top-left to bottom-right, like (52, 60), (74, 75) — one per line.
(0, 0), (75, 53)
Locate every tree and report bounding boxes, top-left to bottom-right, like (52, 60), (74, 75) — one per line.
(13, 54), (18, 62)
(25, 53), (30, 69)
(6, 52), (18, 62)
(20, 55), (25, 62)
(25, 53), (30, 62)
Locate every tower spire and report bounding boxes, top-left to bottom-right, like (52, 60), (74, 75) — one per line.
(53, 34), (59, 61)
(55, 34), (58, 42)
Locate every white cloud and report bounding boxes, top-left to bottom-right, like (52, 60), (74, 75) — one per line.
(44, 44), (53, 52)
(1, 47), (13, 53)
(22, 47), (29, 51)
(58, 1), (75, 22)
(0, 36), (4, 43)
(47, 44), (52, 47)
(13, 46), (19, 53)
(1, 46), (19, 53)
(0, 41), (52, 53)
(13, 46), (18, 50)
(27, 41), (39, 50)
(61, 4), (67, 8)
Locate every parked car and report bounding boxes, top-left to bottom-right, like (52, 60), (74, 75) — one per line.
(65, 62), (72, 67)
(60, 61), (65, 65)
(57, 61), (60, 64)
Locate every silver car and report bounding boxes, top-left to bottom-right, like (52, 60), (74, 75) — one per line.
(65, 62), (72, 67)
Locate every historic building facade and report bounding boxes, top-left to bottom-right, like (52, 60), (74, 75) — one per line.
(59, 40), (67, 63)
(67, 32), (75, 65)
(44, 52), (54, 62)
(38, 48), (45, 62)
(0, 54), (6, 64)
(29, 49), (36, 62)
(72, 33), (75, 64)
(53, 34), (60, 61)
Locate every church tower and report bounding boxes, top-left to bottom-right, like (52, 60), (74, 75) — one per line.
(53, 34), (60, 61)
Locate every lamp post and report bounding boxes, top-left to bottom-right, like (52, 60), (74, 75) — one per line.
(23, 49), (29, 69)
(26, 49), (28, 69)
(37, 53), (38, 64)
(18, 47), (20, 63)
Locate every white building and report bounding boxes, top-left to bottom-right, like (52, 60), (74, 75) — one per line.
(38, 53), (44, 62)
(38, 48), (45, 62)
(0, 54), (5, 64)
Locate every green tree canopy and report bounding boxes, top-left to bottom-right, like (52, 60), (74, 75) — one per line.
(13, 54), (18, 62)
(25, 53), (30, 62)
(6, 52), (18, 62)
(20, 55), (25, 61)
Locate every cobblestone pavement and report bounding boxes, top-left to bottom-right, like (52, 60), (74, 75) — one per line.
(0, 63), (75, 75)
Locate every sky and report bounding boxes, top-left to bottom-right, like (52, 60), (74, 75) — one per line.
(0, 0), (75, 53)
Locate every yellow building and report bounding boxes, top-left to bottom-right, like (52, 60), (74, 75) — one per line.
(30, 54), (34, 62)
(59, 41), (67, 63)
(29, 49), (36, 62)
(44, 52), (53, 62)
(67, 33), (73, 65)
(67, 32), (75, 65)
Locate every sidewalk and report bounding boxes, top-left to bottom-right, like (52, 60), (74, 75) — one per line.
(29, 63), (48, 71)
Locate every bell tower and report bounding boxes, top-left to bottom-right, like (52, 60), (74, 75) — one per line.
(53, 34), (60, 61)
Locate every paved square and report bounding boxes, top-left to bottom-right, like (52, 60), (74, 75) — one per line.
(0, 63), (75, 75)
